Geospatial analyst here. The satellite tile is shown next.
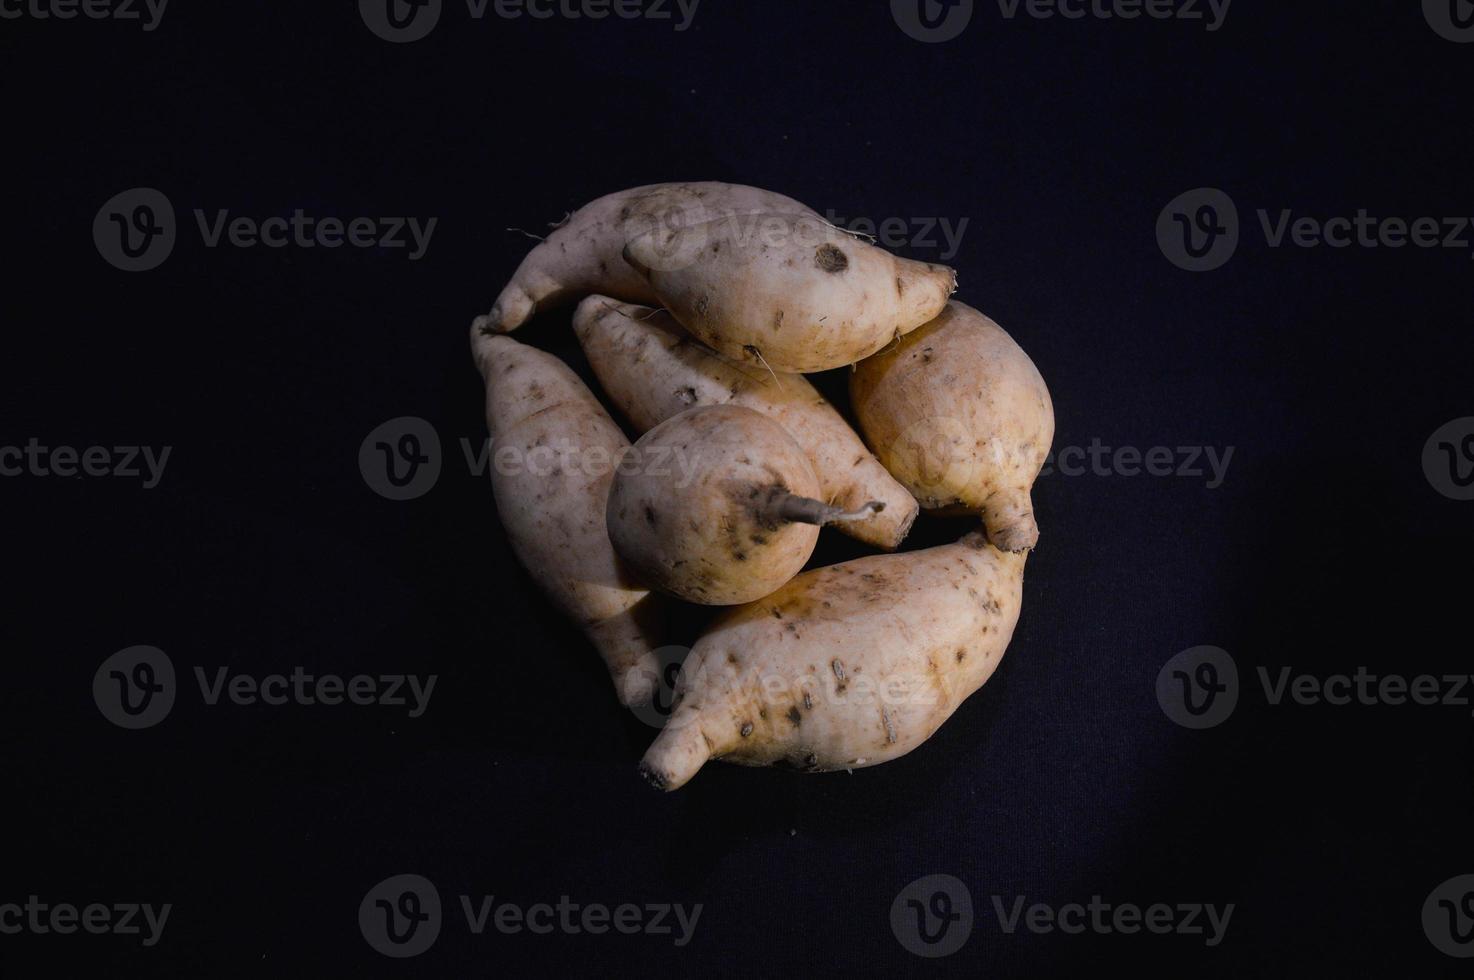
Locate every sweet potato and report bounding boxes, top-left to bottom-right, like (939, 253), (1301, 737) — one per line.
(476, 183), (815, 334)
(639, 532), (1026, 790)
(850, 301), (1054, 553)
(572, 295), (918, 549)
(623, 211), (957, 373)
(606, 405), (880, 605)
(470, 325), (663, 706)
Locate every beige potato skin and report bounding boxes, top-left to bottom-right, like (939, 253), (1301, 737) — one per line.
(850, 301), (1054, 553)
(573, 295), (918, 549)
(607, 405), (822, 606)
(477, 183), (816, 333)
(471, 327), (663, 707)
(640, 532), (1026, 790)
(624, 212), (957, 373)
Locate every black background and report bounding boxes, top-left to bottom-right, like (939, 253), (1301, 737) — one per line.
(3, 0), (1472, 975)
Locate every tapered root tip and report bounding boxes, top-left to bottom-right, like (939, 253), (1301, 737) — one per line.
(479, 286), (536, 335)
(622, 236), (656, 278)
(888, 500), (920, 547)
(833, 484), (919, 551)
(985, 518), (1039, 554)
(982, 490), (1039, 554)
(639, 718), (712, 792)
(586, 601), (665, 712)
(614, 662), (660, 710)
(637, 761), (670, 792)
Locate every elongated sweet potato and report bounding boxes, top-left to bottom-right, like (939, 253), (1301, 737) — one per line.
(639, 532), (1025, 790)
(470, 326), (664, 706)
(476, 183), (815, 334)
(573, 295), (918, 549)
(623, 212), (956, 373)
(851, 301), (1054, 553)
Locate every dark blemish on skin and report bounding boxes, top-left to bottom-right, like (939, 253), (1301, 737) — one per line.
(599, 260), (609, 274)
(734, 552), (748, 562)
(896, 276), (906, 297)
(750, 533), (768, 545)
(676, 386), (697, 405)
(759, 708), (768, 720)
(644, 505), (657, 526)
(740, 722), (753, 737)
(956, 649), (967, 662)
(727, 652), (739, 666)
(921, 347), (934, 363)
(854, 456), (865, 466)
(620, 206), (632, 220)
(787, 707), (802, 726)
(805, 753), (818, 768)
(696, 295), (710, 316)
(771, 607), (782, 619)
(774, 310), (784, 331)
(815, 243), (849, 273)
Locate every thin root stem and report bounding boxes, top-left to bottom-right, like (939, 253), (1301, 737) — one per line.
(743, 345), (780, 385)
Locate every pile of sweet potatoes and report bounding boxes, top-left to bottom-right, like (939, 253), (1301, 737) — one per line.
(472, 183), (1054, 790)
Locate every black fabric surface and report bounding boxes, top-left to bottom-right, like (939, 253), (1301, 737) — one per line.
(3, 1), (1471, 975)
